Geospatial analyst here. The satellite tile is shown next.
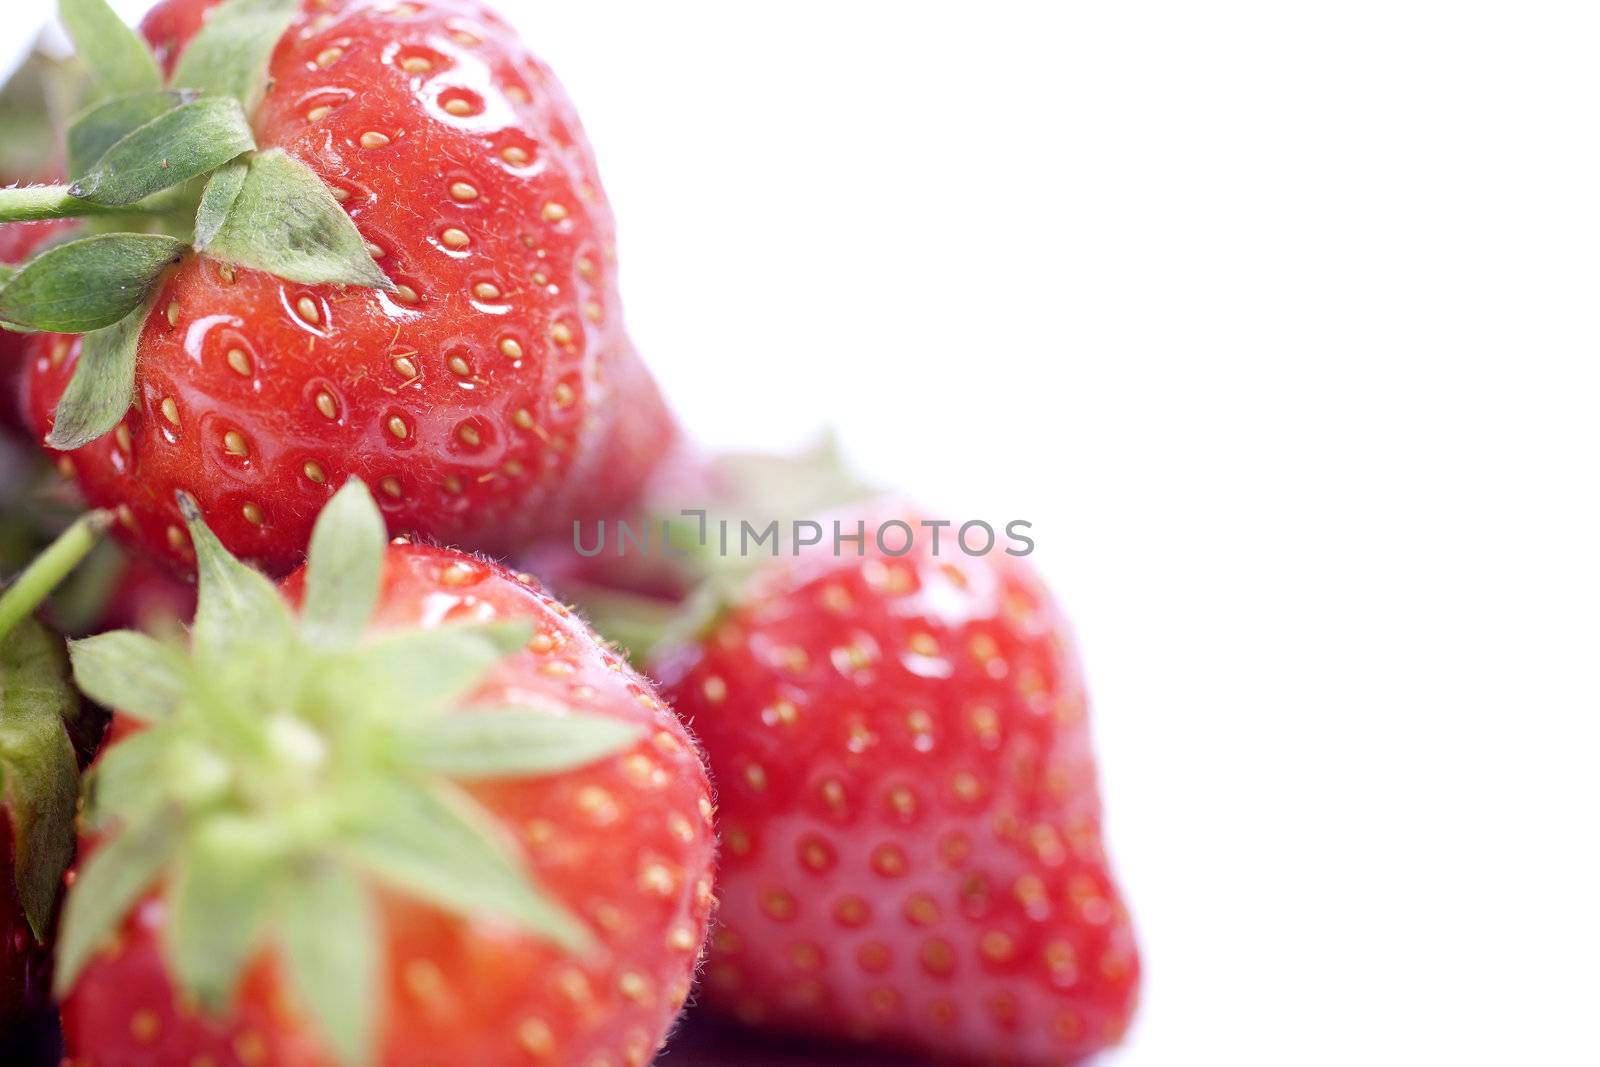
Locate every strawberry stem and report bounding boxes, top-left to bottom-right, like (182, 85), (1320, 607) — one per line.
(0, 509), (114, 643)
(0, 184), (130, 222)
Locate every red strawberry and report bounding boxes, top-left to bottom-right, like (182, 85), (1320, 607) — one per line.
(55, 480), (715, 1066)
(654, 516), (1139, 1064)
(14, 0), (673, 575)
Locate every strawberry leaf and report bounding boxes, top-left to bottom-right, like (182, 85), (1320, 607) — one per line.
(82, 724), (170, 831)
(44, 298), (156, 450)
(169, 0), (299, 112)
(193, 159), (247, 250)
(67, 90), (192, 179)
(280, 862), (378, 1067)
(309, 622), (532, 720)
(70, 96), (255, 207)
(179, 491), (295, 667)
(58, 0), (162, 98)
(395, 708), (642, 780)
(165, 818), (281, 1012)
(202, 149), (392, 291)
(0, 233), (181, 333)
(0, 617), (82, 940)
(299, 479), (387, 649)
(340, 780), (588, 952)
(55, 808), (183, 996)
(69, 629), (188, 723)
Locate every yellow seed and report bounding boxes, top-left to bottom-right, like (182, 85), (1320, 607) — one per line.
(380, 476), (403, 498)
(400, 56), (432, 73)
(218, 262), (236, 283)
(360, 131), (391, 149)
(330, 186), (351, 202)
(223, 430), (249, 457)
(502, 145), (529, 165)
(550, 322), (573, 345)
(458, 423), (481, 447)
(553, 382), (575, 407)
(241, 502), (263, 525)
(516, 1018), (554, 1056)
(443, 475), (462, 493)
(513, 408), (535, 429)
(448, 355), (471, 376)
(296, 296), (320, 324)
(160, 397), (179, 426)
(386, 415), (409, 439)
(702, 676), (727, 703)
(441, 227), (470, 248)
(530, 270), (549, 286)
(450, 28), (480, 45)
(56, 456), (75, 479)
(577, 257), (596, 279)
(583, 300), (602, 322)
(617, 972), (649, 1001)
(130, 1009), (159, 1042)
(393, 355), (418, 378)
(667, 926), (697, 951)
(542, 201), (568, 222)
(473, 282), (501, 301)
(394, 284), (420, 304)
(499, 337), (523, 359)
(165, 301), (180, 326)
(506, 85), (531, 104)
(165, 525), (185, 549)
(365, 241), (385, 259)
(449, 180), (479, 202)
(306, 104), (333, 122)
(303, 461), (326, 483)
(315, 47), (343, 67)
(443, 97), (473, 116)
(314, 391), (337, 419)
(225, 347), (253, 376)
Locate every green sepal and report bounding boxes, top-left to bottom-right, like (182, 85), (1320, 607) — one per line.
(0, 617), (82, 940)
(82, 723), (170, 831)
(202, 149), (392, 291)
(54, 807), (183, 995)
(57, 0), (162, 99)
(281, 861), (378, 1067)
(44, 297), (157, 451)
(69, 629), (188, 723)
(193, 159), (247, 250)
(179, 491), (295, 668)
(70, 97), (255, 207)
(309, 621), (532, 722)
(165, 816), (282, 1012)
(396, 709), (642, 780)
(0, 233), (181, 333)
(340, 780), (588, 953)
(299, 480), (387, 649)
(169, 0), (299, 113)
(68, 90), (193, 179)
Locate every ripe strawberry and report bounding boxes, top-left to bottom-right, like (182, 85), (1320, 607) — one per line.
(653, 518), (1139, 1064)
(13, 0), (673, 575)
(56, 480), (715, 1066)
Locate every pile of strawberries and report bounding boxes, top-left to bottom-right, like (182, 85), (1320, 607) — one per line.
(0, 2), (1139, 1065)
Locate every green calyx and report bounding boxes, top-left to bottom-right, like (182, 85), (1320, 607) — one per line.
(56, 480), (641, 1066)
(0, 0), (392, 449)
(0, 508), (114, 942)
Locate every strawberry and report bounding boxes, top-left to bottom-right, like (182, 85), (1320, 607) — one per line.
(549, 449), (1140, 1065)
(54, 479), (716, 1066)
(4, 0), (672, 575)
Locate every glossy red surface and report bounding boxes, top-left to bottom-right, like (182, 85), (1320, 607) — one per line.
(657, 514), (1140, 1065)
(26, 0), (674, 575)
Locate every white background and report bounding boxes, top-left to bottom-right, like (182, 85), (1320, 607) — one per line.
(9, 2), (1599, 1063)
